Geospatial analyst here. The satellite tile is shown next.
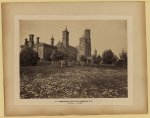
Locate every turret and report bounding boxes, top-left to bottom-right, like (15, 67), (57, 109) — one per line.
(50, 35), (54, 46)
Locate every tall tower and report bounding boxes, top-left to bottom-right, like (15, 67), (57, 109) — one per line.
(62, 26), (69, 48)
(84, 29), (91, 57)
(50, 35), (54, 46)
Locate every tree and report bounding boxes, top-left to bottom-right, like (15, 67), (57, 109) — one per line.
(115, 59), (124, 67)
(102, 49), (115, 64)
(50, 50), (67, 67)
(95, 55), (102, 64)
(113, 55), (119, 64)
(50, 51), (58, 65)
(92, 55), (102, 64)
(79, 55), (87, 66)
(87, 59), (91, 64)
(119, 50), (127, 66)
(92, 55), (97, 64)
(20, 49), (39, 66)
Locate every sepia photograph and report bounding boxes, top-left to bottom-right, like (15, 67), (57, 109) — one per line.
(19, 20), (128, 99)
(2, 1), (148, 116)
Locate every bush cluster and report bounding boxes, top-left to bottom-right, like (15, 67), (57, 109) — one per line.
(20, 49), (39, 66)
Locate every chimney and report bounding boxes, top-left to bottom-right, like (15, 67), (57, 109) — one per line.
(29, 34), (34, 41)
(28, 34), (34, 49)
(24, 38), (28, 48)
(36, 37), (39, 44)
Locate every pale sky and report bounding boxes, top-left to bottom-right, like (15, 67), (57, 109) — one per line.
(20, 20), (127, 56)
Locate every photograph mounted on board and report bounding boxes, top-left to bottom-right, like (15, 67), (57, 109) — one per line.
(2, 1), (147, 116)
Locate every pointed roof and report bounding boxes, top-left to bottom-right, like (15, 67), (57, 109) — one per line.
(50, 35), (54, 40)
(63, 26), (69, 32)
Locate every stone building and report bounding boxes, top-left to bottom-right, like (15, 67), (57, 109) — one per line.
(56, 27), (78, 60)
(20, 34), (57, 60)
(20, 27), (78, 62)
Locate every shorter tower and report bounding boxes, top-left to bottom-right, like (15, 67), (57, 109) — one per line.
(62, 27), (69, 48)
(50, 35), (54, 46)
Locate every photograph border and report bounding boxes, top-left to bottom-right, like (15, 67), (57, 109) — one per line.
(0, 0), (149, 117)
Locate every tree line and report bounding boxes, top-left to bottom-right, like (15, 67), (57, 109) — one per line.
(20, 48), (127, 67)
(79, 49), (127, 67)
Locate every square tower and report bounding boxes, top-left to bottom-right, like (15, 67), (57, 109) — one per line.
(62, 27), (69, 48)
(84, 29), (91, 57)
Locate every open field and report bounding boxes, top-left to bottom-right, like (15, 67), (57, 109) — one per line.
(20, 66), (127, 98)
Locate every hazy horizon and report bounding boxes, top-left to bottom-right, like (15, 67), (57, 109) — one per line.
(20, 20), (127, 56)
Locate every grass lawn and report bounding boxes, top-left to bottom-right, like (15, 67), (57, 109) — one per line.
(20, 65), (127, 98)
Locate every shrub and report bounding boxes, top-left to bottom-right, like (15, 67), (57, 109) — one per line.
(119, 50), (127, 67)
(95, 55), (102, 64)
(50, 50), (68, 67)
(87, 59), (91, 64)
(20, 49), (39, 66)
(102, 49), (116, 64)
(50, 50), (68, 61)
(115, 59), (124, 67)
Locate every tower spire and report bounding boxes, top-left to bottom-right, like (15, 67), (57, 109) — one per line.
(50, 34), (54, 40)
(64, 26), (68, 31)
(50, 34), (54, 46)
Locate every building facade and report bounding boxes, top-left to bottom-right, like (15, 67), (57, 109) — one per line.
(20, 28), (92, 64)
(20, 27), (79, 62)
(20, 34), (57, 60)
